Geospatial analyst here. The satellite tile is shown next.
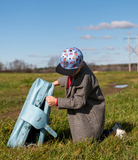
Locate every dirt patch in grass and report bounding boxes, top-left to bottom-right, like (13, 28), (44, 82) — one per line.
(102, 84), (128, 97)
(0, 84), (128, 120)
(1, 110), (20, 121)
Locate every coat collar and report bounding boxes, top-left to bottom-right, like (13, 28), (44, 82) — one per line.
(73, 61), (86, 78)
(66, 61), (86, 97)
(67, 77), (75, 97)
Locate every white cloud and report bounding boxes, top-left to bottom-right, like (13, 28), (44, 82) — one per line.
(80, 35), (96, 39)
(87, 57), (113, 64)
(101, 36), (111, 39)
(124, 46), (128, 51)
(85, 48), (97, 51)
(102, 53), (111, 58)
(80, 35), (118, 39)
(48, 54), (60, 57)
(28, 54), (60, 58)
(114, 52), (120, 55)
(28, 54), (38, 57)
(77, 21), (138, 30)
(126, 31), (134, 34)
(106, 47), (115, 50)
(91, 52), (101, 54)
(81, 47), (97, 51)
(28, 55), (47, 58)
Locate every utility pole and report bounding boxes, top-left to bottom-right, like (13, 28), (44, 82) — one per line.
(128, 35), (131, 71)
(124, 35), (138, 72)
(137, 35), (138, 72)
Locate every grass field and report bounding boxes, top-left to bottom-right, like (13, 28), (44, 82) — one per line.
(0, 72), (138, 159)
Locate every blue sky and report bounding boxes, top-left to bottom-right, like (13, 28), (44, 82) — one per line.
(0, 0), (138, 68)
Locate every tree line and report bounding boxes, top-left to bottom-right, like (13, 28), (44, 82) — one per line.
(0, 60), (36, 72)
(0, 57), (59, 73)
(0, 58), (137, 73)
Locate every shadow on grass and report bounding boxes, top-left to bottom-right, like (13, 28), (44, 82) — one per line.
(105, 121), (136, 133)
(98, 121), (136, 143)
(121, 121), (136, 133)
(44, 121), (136, 143)
(44, 128), (72, 143)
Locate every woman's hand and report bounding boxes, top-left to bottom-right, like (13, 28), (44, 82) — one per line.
(53, 81), (59, 86)
(46, 96), (57, 106)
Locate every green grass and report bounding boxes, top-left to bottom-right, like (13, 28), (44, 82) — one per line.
(0, 72), (138, 159)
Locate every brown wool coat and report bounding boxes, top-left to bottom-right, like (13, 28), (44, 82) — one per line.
(57, 62), (105, 142)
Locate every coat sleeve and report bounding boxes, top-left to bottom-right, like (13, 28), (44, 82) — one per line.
(57, 76), (68, 87)
(58, 75), (93, 109)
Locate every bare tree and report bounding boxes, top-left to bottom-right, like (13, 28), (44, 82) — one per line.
(13, 59), (22, 71)
(0, 62), (3, 71)
(8, 59), (34, 72)
(48, 56), (59, 67)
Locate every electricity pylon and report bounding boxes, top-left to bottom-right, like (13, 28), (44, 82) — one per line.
(124, 35), (138, 72)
